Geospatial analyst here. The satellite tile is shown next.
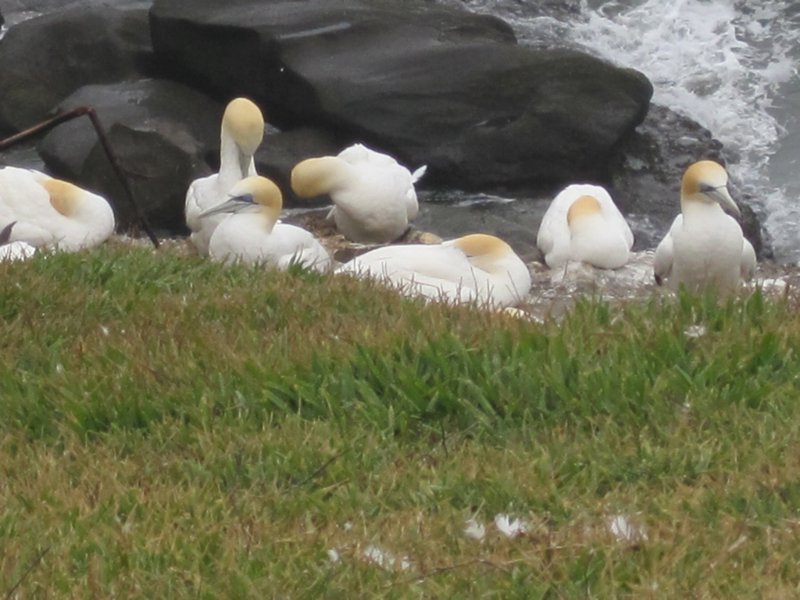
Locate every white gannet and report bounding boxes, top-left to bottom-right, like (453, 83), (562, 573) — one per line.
(185, 97), (265, 255)
(536, 183), (633, 269)
(336, 233), (531, 308)
(203, 175), (331, 272)
(0, 166), (115, 252)
(654, 160), (756, 294)
(290, 143), (426, 243)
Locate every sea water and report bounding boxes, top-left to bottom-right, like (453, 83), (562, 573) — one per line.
(460, 0), (800, 262)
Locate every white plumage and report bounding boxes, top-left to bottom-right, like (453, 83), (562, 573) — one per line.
(537, 184), (633, 269)
(0, 166), (114, 252)
(291, 143), (425, 243)
(654, 160), (756, 293)
(204, 176), (331, 272)
(337, 233), (531, 308)
(185, 97), (265, 255)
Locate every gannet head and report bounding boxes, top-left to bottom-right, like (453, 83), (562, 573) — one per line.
(42, 179), (84, 217)
(452, 234), (513, 272)
(200, 176), (282, 225)
(222, 97), (265, 156)
(290, 157), (350, 198)
(566, 195), (602, 227)
(681, 160), (740, 217)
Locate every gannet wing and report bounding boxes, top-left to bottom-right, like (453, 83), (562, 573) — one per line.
(654, 216), (680, 285)
(740, 238), (757, 281)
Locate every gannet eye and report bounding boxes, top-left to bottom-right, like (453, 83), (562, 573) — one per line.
(699, 184), (718, 194)
(230, 193), (255, 204)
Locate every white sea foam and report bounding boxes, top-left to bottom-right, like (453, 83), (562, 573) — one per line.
(456, 0), (800, 261)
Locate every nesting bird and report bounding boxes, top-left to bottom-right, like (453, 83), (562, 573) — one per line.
(654, 160), (756, 293)
(0, 166), (115, 252)
(291, 143), (426, 243)
(185, 97), (265, 255)
(336, 233), (531, 308)
(202, 175), (331, 272)
(536, 184), (633, 269)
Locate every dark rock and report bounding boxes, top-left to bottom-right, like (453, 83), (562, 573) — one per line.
(38, 79), (223, 233)
(610, 104), (767, 257)
(0, 5), (154, 133)
(149, 0), (652, 189)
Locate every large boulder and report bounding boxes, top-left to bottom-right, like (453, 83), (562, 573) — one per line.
(149, 0), (653, 189)
(0, 5), (154, 134)
(38, 79), (223, 233)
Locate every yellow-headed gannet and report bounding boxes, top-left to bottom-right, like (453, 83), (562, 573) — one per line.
(336, 233), (531, 307)
(202, 175), (331, 272)
(654, 160), (756, 293)
(290, 143), (426, 243)
(0, 166), (114, 251)
(185, 97), (265, 255)
(537, 183), (633, 269)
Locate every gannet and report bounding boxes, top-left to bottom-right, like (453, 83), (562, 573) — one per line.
(0, 167), (115, 252)
(185, 97), (265, 255)
(291, 143), (426, 243)
(336, 233), (531, 307)
(536, 184), (633, 269)
(203, 176), (331, 272)
(653, 160), (756, 293)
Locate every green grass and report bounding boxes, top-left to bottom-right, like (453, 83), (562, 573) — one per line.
(2, 243), (800, 597)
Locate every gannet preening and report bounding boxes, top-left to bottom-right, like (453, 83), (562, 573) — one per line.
(203, 176), (331, 272)
(654, 160), (756, 293)
(536, 184), (633, 269)
(291, 143), (426, 243)
(337, 233), (531, 307)
(0, 167), (114, 252)
(185, 97), (265, 255)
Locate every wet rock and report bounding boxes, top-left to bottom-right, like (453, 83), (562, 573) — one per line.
(0, 5), (154, 133)
(38, 79), (222, 233)
(149, 0), (652, 189)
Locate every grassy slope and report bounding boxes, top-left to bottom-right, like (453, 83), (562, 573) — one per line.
(2, 244), (800, 598)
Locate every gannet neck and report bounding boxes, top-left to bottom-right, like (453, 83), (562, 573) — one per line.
(291, 157), (352, 198)
(219, 98), (264, 189)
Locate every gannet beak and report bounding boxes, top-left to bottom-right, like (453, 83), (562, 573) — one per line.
(199, 194), (255, 218)
(706, 185), (741, 218)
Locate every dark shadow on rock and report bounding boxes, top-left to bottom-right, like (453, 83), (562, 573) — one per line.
(0, 5), (156, 132)
(38, 79), (222, 234)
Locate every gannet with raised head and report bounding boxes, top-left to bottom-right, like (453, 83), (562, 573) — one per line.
(654, 160), (756, 293)
(537, 184), (633, 269)
(291, 143), (426, 243)
(336, 233), (531, 307)
(203, 176), (331, 272)
(186, 97), (265, 255)
(0, 167), (115, 251)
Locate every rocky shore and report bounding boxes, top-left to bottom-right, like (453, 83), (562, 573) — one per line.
(0, 0), (768, 265)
